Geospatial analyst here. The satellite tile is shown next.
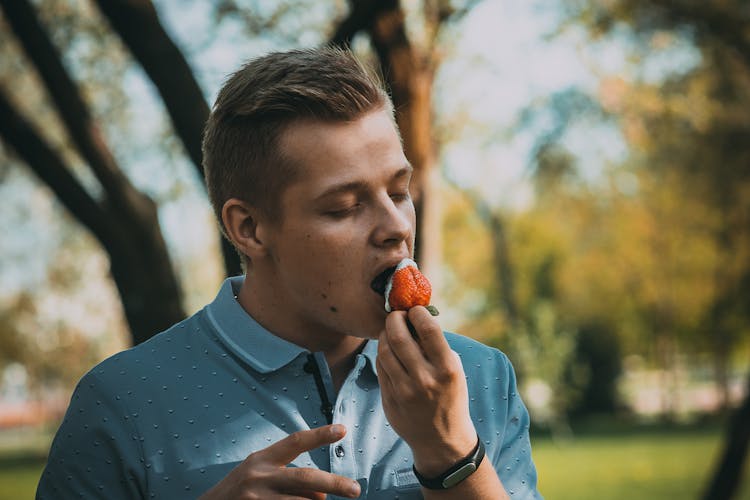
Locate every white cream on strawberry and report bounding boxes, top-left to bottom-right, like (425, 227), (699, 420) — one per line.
(384, 258), (419, 312)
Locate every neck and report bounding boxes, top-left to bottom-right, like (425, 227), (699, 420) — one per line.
(323, 338), (368, 391)
(236, 273), (367, 390)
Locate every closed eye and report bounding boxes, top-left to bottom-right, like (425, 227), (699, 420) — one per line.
(390, 192), (411, 202)
(326, 203), (362, 218)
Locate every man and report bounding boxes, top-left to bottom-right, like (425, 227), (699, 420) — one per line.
(37, 47), (541, 499)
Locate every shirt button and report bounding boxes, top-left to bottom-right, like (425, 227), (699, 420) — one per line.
(334, 445), (345, 458)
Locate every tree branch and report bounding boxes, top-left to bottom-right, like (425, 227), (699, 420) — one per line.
(0, 0), (188, 343)
(329, 0), (395, 46)
(92, 0), (210, 179)
(0, 0), (152, 224)
(0, 87), (112, 247)
(93, 0), (243, 277)
(0, 83), (187, 344)
(652, 0), (750, 69)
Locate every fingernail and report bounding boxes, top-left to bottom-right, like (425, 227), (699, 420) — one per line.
(330, 424), (345, 436)
(349, 480), (361, 497)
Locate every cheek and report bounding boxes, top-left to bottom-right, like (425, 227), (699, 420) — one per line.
(286, 233), (355, 281)
(281, 222), (363, 285)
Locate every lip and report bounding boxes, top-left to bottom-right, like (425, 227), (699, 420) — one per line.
(371, 267), (396, 297)
(370, 256), (410, 296)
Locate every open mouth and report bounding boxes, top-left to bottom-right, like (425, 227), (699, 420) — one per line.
(370, 266), (397, 297)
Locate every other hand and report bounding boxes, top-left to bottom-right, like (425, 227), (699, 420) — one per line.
(198, 424), (361, 499)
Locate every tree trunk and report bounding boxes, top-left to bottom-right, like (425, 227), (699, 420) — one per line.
(93, 0), (242, 277)
(0, 0), (186, 345)
(0, 89), (185, 344)
(442, 187), (519, 328)
(712, 333), (731, 411)
(646, 0), (750, 71)
(488, 211), (520, 327)
(702, 370), (750, 500)
(704, 265), (750, 498)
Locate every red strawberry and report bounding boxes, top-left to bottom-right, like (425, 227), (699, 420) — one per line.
(385, 258), (439, 315)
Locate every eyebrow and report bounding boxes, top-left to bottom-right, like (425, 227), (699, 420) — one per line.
(313, 163), (413, 203)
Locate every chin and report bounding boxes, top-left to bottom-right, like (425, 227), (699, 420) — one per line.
(345, 323), (382, 339)
(352, 330), (381, 340)
(343, 310), (385, 339)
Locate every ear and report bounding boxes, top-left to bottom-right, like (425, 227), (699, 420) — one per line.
(221, 198), (271, 259)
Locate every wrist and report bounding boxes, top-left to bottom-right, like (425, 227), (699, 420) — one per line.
(413, 434), (486, 490)
(411, 431), (478, 477)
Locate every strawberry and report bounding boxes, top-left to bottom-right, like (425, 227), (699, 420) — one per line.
(384, 258), (439, 315)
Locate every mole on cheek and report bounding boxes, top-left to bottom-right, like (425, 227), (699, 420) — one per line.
(321, 293), (328, 299)
(329, 306), (338, 313)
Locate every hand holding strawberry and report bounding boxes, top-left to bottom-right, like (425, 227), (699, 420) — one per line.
(376, 270), (480, 488)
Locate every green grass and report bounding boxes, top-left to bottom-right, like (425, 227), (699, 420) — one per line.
(1, 424), (749, 499)
(532, 424), (750, 500)
(0, 451), (46, 500)
(0, 427), (51, 500)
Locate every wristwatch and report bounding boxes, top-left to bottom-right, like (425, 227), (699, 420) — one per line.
(412, 435), (486, 489)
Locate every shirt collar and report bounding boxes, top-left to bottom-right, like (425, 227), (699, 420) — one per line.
(205, 277), (307, 373)
(205, 277), (380, 377)
(361, 336), (379, 376)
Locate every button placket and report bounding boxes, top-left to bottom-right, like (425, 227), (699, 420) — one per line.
(328, 356), (367, 484)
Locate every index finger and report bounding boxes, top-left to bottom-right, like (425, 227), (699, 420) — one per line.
(256, 424), (346, 466)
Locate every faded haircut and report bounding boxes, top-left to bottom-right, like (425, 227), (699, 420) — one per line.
(202, 46), (392, 237)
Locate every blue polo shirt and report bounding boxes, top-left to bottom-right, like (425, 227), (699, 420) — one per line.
(37, 277), (541, 499)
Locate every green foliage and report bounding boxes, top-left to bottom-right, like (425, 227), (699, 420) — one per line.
(440, 0), (750, 425)
(0, 229), (127, 392)
(506, 301), (578, 433)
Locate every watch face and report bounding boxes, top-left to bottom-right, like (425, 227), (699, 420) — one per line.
(442, 463), (478, 488)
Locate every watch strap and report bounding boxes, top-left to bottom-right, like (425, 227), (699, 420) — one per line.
(412, 435), (486, 490)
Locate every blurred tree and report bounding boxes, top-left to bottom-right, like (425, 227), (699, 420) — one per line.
(439, 87), (613, 428)
(0, 0), (186, 345)
(566, 321), (622, 416)
(440, 178), (581, 433)
(92, 0), (243, 278)
(563, 1), (750, 497)
(0, 296), (28, 369)
(0, 227), (127, 398)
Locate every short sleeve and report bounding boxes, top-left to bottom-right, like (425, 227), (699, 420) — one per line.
(36, 370), (146, 499)
(493, 353), (543, 499)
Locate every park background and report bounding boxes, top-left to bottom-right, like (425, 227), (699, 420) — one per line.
(0, 0), (749, 498)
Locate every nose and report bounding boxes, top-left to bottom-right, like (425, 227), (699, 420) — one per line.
(371, 194), (413, 247)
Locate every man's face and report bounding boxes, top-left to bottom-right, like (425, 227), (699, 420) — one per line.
(260, 107), (416, 340)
